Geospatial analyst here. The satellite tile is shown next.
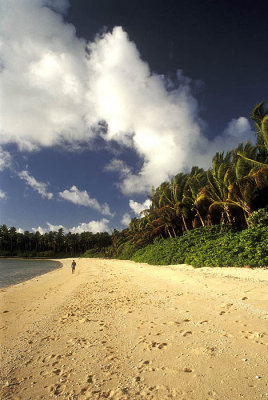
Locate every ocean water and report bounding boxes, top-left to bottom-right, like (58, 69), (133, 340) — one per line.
(0, 259), (62, 289)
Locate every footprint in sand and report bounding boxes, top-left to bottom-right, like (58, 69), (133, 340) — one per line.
(198, 320), (208, 324)
(134, 375), (144, 383)
(164, 321), (180, 326)
(52, 368), (62, 376)
(138, 360), (153, 372)
(181, 330), (192, 337)
(40, 353), (64, 366)
(220, 303), (233, 314)
(241, 330), (267, 345)
(86, 374), (95, 384)
(148, 341), (168, 350)
(41, 335), (60, 342)
(48, 383), (66, 395)
(183, 367), (193, 373)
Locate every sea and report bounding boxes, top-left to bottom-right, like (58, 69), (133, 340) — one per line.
(0, 259), (62, 289)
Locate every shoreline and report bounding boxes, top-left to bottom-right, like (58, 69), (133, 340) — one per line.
(0, 258), (63, 290)
(1, 258), (267, 399)
(1, 255), (267, 289)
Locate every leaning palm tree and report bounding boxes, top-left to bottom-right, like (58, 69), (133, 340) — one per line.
(170, 173), (194, 231)
(251, 102), (268, 151)
(146, 182), (180, 237)
(186, 166), (208, 226)
(228, 166), (268, 225)
(237, 102), (268, 167)
(195, 152), (235, 226)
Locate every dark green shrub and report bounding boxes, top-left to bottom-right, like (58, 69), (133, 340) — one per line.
(83, 248), (107, 258)
(248, 208), (268, 228)
(117, 242), (137, 259)
(131, 226), (268, 267)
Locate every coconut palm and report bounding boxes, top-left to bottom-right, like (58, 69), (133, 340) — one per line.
(228, 166), (268, 225)
(195, 152), (235, 225)
(168, 173), (194, 231)
(185, 167), (208, 227)
(238, 102), (268, 167)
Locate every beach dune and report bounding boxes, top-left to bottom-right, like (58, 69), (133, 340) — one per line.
(0, 258), (267, 399)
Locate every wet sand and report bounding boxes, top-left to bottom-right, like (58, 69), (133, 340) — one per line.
(0, 258), (267, 399)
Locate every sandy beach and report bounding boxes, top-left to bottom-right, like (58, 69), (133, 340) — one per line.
(0, 259), (267, 400)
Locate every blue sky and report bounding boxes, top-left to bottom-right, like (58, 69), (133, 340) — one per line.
(0, 0), (267, 234)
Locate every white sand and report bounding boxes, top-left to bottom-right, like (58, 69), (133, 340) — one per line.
(0, 258), (267, 399)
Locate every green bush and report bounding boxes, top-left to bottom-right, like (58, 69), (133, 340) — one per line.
(117, 241), (137, 260)
(83, 248), (107, 258)
(248, 208), (268, 228)
(83, 246), (115, 258)
(131, 226), (268, 267)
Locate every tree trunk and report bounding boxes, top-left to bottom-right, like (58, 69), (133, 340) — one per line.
(243, 210), (250, 227)
(171, 225), (177, 237)
(220, 211), (225, 225)
(166, 226), (173, 238)
(224, 206), (233, 226)
(196, 209), (205, 227)
(181, 214), (188, 231)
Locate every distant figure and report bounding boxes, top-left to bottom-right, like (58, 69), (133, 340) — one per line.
(71, 260), (76, 274)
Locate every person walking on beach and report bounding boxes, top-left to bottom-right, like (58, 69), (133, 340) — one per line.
(71, 260), (76, 274)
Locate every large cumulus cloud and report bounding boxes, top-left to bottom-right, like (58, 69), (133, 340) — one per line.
(0, 0), (89, 150)
(0, 0), (254, 194)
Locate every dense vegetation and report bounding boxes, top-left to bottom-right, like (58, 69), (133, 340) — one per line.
(96, 102), (268, 266)
(0, 227), (111, 257)
(131, 225), (268, 267)
(1, 102), (268, 266)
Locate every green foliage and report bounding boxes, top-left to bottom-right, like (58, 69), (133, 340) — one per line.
(0, 225), (112, 257)
(117, 241), (138, 260)
(83, 248), (109, 258)
(2, 103), (267, 266)
(248, 208), (268, 228)
(131, 226), (268, 267)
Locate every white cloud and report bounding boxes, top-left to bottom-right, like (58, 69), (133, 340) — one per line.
(46, 222), (65, 232)
(211, 117), (255, 153)
(222, 117), (255, 143)
(32, 222), (65, 235)
(104, 158), (131, 178)
(129, 199), (152, 215)
(32, 222), (65, 234)
(0, 1), (256, 194)
(16, 228), (24, 234)
(70, 219), (110, 234)
(18, 170), (53, 199)
(86, 27), (204, 193)
(32, 219), (110, 234)
(32, 226), (47, 234)
(0, 147), (12, 171)
(121, 213), (131, 226)
(0, 0), (90, 151)
(0, 189), (7, 200)
(59, 185), (113, 216)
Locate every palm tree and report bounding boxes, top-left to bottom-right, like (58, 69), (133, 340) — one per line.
(146, 183), (178, 238)
(168, 173), (194, 232)
(238, 102), (268, 167)
(185, 167), (208, 227)
(195, 152), (234, 226)
(228, 166), (268, 225)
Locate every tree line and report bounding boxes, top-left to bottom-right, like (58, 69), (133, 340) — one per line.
(1, 102), (267, 259)
(100, 102), (268, 259)
(0, 226), (111, 257)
